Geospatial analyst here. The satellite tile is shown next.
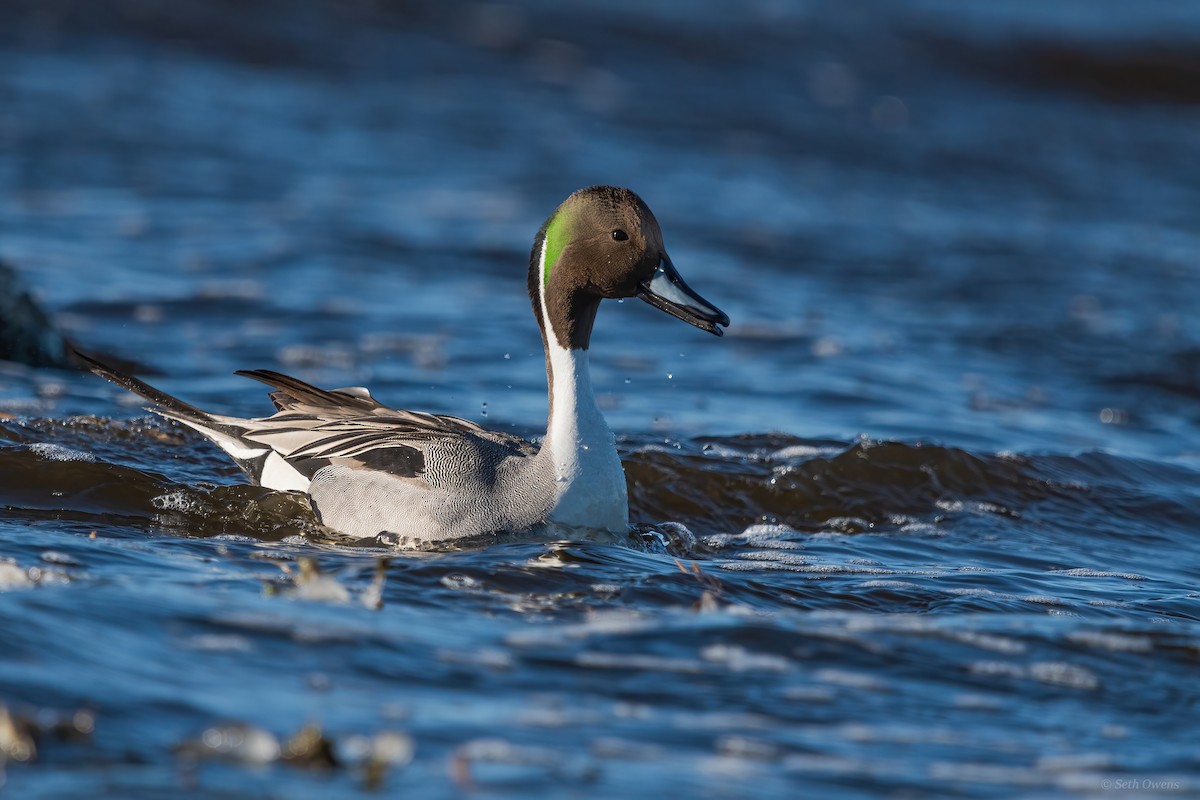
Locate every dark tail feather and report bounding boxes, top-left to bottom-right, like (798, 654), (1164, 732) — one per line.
(74, 348), (282, 486)
(66, 343), (157, 376)
(234, 369), (373, 411)
(71, 347), (214, 425)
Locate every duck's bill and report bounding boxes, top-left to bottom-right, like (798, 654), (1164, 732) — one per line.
(637, 256), (730, 336)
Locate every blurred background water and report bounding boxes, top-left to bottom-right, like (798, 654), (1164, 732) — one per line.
(1, 1), (1199, 797)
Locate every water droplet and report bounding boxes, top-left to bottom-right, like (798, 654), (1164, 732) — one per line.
(481, 402), (488, 417)
(624, 378), (631, 384)
(503, 353), (510, 360)
(667, 373), (673, 380)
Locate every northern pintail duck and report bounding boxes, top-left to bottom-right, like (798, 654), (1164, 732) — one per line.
(81, 186), (729, 542)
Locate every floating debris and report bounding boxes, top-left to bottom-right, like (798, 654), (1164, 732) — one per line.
(675, 558), (726, 611)
(271, 558), (352, 604)
(0, 559), (74, 591)
(176, 722), (280, 765)
(49, 708), (96, 743)
(281, 723), (338, 769)
(353, 731), (414, 791)
(0, 701), (95, 767)
(0, 562), (34, 592)
(176, 721), (411, 790)
(360, 558), (390, 610)
(266, 557), (389, 608)
(0, 704), (37, 764)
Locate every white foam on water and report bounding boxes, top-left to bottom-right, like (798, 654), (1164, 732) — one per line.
(152, 491), (195, 512)
(28, 442), (96, 462)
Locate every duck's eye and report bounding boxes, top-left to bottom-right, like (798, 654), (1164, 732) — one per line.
(611, 229), (629, 241)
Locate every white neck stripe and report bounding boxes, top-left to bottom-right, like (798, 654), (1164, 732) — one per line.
(535, 235), (628, 530)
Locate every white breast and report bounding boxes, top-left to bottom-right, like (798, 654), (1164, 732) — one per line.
(541, 334), (628, 532)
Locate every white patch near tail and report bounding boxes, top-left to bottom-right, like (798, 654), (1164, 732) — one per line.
(259, 452), (311, 492)
(168, 415), (309, 492)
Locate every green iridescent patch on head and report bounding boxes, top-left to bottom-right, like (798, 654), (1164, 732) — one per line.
(542, 208), (571, 285)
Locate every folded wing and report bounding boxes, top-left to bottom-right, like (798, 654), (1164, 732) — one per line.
(78, 355), (531, 493)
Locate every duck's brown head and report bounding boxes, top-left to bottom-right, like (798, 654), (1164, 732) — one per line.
(528, 186), (729, 351)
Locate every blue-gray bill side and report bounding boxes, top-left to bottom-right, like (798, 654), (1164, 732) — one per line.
(636, 255), (730, 336)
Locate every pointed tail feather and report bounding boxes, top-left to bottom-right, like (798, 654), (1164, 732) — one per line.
(74, 349), (313, 491)
(72, 347), (214, 426)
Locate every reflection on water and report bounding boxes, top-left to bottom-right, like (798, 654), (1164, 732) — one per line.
(2, 0), (1199, 797)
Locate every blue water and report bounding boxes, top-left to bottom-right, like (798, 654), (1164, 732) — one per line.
(1, 0), (1199, 796)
